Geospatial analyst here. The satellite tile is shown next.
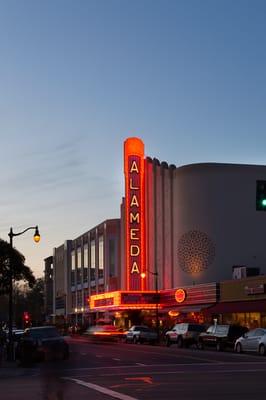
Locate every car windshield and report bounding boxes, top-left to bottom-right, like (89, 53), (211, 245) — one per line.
(188, 324), (205, 332)
(215, 325), (229, 335)
(28, 328), (60, 339)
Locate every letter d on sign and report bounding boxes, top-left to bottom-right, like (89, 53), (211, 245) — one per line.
(130, 245), (140, 256)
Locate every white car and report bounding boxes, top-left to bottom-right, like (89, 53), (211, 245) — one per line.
(234, 328), (266, 355)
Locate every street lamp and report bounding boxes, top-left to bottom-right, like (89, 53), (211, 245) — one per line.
(8, 225), (40, 361)
(140, 270), (160, 341)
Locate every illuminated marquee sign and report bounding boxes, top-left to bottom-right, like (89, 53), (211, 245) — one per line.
(90, 291), (160, 311)
(121, 292), (158, 305)
(124, 138), (145, 290)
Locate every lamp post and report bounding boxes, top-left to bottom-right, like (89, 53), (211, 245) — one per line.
(8, 225), (40, 361)
(141, 270), (159, 341)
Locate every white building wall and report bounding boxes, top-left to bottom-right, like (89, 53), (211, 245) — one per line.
(172, 163), (266, 286)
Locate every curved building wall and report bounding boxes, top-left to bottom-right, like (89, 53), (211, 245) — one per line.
(145, 160), (266, 289)
(173, 163), (266, 285)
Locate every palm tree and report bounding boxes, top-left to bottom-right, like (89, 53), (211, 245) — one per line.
(0, 238), (35, 295)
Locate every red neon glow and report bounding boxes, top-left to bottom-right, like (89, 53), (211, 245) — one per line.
(90, 290), (160, 310)
(175, 288), (186, 303)
(124, 137), (145, 291)
(93, 331), (124, 336)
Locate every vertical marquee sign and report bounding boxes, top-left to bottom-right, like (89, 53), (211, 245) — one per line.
(124, 138), (145, 291)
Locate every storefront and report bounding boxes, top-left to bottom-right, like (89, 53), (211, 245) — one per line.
(160, 282), (219, 328)
(206, 276), (266, 328)
(89, 282), (219, 329)
(89, 291), (160, 328)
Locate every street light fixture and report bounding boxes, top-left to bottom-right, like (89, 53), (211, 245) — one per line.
(7, 225), (40, 361)
(140, 270), (160, 341)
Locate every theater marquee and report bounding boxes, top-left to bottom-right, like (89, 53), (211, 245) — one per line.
(124, 138), (145, 290)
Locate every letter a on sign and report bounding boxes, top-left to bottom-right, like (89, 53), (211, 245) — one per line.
(131, 262), (140, 274)
(130, 161), (139, 173)
(130, 195), (139, 207)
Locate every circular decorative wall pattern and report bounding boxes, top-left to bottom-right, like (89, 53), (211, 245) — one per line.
(177, 230), (215, 274)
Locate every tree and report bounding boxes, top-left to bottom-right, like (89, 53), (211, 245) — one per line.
(25, 278), (44, 325)
(0, 238), (36, 295)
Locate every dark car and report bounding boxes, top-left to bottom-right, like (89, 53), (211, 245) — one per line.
(197, 324), (248, 351)
(125, 325), (158, 344)
(16, 326), (69, 364)
(164, 323), (206, 347)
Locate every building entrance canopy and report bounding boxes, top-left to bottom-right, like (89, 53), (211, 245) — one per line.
(90, 290), (160, 312)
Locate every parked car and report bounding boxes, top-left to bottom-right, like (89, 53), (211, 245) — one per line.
(165, 323), (206, 348)
(125, 325), (158, 344)
(234, 328), (266, 355)
(197, 324), (248, 351)
(16, 326), (69, 364)
(84, 325), (125, 342)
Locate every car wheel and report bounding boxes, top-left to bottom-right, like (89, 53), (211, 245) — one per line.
(166, 337), (171, 347)
(235, 343), (242, 354)
(216, 341), (223, 352)
(133, 336), (138, 344)
(259, 344), (266, 356)
(177, 337), (183, 348)
(197, 341), (204, 350)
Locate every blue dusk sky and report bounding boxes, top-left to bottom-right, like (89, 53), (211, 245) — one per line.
(0, 0), (266, 277)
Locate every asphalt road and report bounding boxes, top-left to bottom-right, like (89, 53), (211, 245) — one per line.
(1, 336), (266, 400)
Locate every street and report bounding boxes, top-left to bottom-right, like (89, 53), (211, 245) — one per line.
(1, 336), (266, 400)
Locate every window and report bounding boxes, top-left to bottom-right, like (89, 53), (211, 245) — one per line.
(254, 329), (266, 336)
(77, 247), (81, 284)
(77, 290), (82, 307)
(83, 244), (88, 282)
(206, 326), (215, 334)
(71, 292), (76, 309)
(109, 239), (115, 277)
(188, 324), (205, 332)
(71, 251), (75, 286)
(99, 235), (104, 279)
(83, 288), (89, 307)
(91, 240), (95, 280)
(216, 325), (229, 335)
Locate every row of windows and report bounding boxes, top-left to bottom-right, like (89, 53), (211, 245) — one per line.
(71, 238), (116, 286)
(72, 287), (104, 309)
(71, 266), (103, 286)
(71, 238), (104, 270)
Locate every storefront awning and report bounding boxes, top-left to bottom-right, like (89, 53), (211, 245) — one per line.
(178, 304), (213, 313)
(206, 299), (266, 314)
(164, 304), (213, 313)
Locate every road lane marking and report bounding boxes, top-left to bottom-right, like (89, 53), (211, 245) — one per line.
(125, 377), (153, 384)
(64, 377), (139, 400)
(97, 368), (266, 377)
(59, 360), (266, 373)
(103, 346), (221, 364)
(135, 363), (146, 366)
(113, 358), (121, 361)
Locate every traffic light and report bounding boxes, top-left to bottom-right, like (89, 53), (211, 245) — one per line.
(23, 311), (30, 325)
(256, 181), (266, 211)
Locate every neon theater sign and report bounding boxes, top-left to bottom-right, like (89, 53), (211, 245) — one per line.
(124, 137), (145, 291)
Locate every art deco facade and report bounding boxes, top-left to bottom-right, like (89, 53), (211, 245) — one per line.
(45, 137), (266, 329)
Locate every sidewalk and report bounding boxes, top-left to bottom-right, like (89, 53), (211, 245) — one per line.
(0, 360), (36, 379)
